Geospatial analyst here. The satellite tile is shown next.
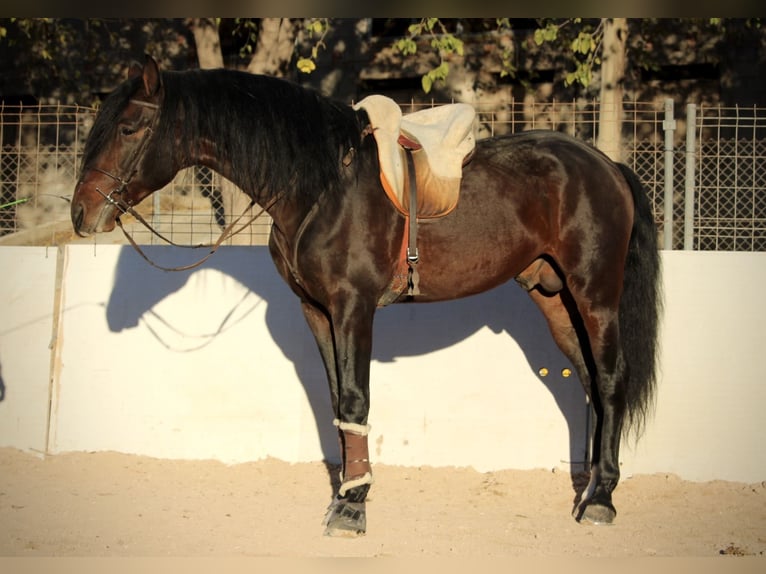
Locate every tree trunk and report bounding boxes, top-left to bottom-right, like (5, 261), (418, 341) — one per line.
(597, 18), (628, 162)
(246, 18), (298, 77)
(189, 18), (224, 69)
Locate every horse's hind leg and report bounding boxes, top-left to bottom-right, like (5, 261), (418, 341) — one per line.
(560, 293), (627, 525)
(522, 261), (626, 525)
(525, 287), (594, 510)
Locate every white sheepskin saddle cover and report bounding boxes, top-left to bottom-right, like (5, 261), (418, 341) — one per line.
(354, 95), (476, 218)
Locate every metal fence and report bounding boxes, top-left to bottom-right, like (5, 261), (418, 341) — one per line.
(1, 98), (765, 250)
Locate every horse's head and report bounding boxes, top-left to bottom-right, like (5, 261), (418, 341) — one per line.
(72, 56), (175, 236)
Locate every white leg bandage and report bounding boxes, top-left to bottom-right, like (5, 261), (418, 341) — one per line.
(333, 418), (371, 436)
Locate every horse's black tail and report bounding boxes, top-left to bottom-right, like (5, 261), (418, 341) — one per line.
(616, 163), (662, 440)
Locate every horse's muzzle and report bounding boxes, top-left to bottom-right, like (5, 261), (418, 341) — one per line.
(71, 200), (89, 237)
(71, 197), (117, 236)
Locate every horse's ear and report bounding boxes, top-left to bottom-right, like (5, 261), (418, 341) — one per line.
(127, 61), (143, 80)
(141, 54), (162, 97)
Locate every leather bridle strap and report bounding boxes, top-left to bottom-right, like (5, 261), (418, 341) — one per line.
(91, 99), (161, 203)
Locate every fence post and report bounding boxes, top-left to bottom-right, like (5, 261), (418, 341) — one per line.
(662, 99), (676, 250)
(46, 244), (67, 455)
(684, 104), (697, 250)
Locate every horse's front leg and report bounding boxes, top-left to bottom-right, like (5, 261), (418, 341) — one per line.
(302, 297), (376, 537)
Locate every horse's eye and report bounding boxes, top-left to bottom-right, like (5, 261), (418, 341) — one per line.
(120, 126), (137, 137)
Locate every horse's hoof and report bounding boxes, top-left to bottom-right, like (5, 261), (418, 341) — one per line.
(577, 502), (616, 525)
(323, 499), (366, 537)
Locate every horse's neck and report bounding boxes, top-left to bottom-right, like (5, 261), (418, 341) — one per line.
(170, 86), (342, 240)
(186, 148), (304, 239)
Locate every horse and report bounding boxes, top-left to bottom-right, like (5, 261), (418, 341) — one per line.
(71, 55), (661, 537)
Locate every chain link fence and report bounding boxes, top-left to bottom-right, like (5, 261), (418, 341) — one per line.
(693, 105), (766, 251)
(1, 98), (765, 250)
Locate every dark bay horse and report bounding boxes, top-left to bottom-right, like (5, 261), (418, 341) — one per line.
(71, 56), (661, 536)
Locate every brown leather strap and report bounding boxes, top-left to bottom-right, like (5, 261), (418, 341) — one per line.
(340, 429), (371, 481)
(404, 150), (420, 296)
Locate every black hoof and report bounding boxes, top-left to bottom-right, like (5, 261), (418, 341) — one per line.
(576, 501), (616, 525)
(323, 498), (366, 537)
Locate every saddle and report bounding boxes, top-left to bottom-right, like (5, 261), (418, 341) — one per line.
(353, 95), (476, 218)
(353, 96), (476, 304)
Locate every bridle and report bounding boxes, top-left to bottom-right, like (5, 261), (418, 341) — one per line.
(89, 98), (161, 214)
(84, 97), (281, 272)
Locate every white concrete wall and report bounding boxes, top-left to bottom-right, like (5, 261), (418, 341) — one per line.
(620, 251), (766, 482)
(0, 247), (58, 454)
(1, 245), (764, 483)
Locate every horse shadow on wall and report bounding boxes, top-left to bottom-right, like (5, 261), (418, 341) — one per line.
(105, 245), (589, 477)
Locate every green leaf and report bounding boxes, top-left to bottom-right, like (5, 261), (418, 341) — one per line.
(422, 74), (433, 93)
(395, 38), (418, 56)
(296, 57), (316, 74)
(451, 36), (464, 56)
(544, 26), (558, 41)
(572, 32), (595, 55)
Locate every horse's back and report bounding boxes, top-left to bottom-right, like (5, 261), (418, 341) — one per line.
(472, 129), (623, 180)
(465, 130), (632, 227)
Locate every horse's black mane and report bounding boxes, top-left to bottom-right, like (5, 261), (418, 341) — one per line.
(84, 68), (366, 202)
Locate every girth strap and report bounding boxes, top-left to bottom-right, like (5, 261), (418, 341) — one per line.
(404, 149), (421, 296)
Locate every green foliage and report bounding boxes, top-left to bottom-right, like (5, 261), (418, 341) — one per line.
(1, 18), (759, 102)
(394, 37), (417, 56)
(296, 18), (329, 74)
(533, 18), (602, 88)
(390, 17), (606, 92)
(533, 22), (559, 45)
(570, 31), (595, 55)
(421, 61), (450, 93)
(233, 18), (259, 57)
(391, 18), (464, 93)
(296, 57), (316, 73)
(0, 18), (191, 104)
(495, 19), (516, 79)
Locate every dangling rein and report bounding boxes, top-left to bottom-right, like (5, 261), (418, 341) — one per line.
(116, 192), (281, 272)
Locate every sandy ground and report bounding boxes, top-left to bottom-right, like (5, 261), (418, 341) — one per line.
(0, 447), (764, 559)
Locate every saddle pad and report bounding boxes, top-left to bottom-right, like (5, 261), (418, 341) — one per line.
(354, 95), (476, 217)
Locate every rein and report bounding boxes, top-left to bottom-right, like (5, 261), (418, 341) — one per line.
(90, 97), (281, 272)
(116, 193), (280, 272)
